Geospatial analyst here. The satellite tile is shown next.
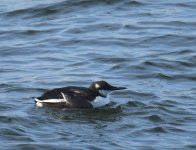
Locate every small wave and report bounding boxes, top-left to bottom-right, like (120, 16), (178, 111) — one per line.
(5, 0), (129, 18)
(5, 6), (60, 18)
(167, 126), (186, 133)
(116, 0), (143, 10)
(170, 73), (196, 81)
(159, 49), (194, 56)
(140, 20), (196, 27)
(176, 2), (196, 9)
(146, 126), (167, 133)
(134, 126), (167, 134)
(143, 60), (176, 70)
(122, 0), (142, 6)
(127, 101), (146, 107)
(67, 23), (122, 34)
(0, 115), (14, 123)
(0, 85), (45, 93)
(143, 58), (196, 70)
(123, 24), (144, 30)
(186, 144), (196, 149)
(146, 114), (163, 122)
(153, 99), (177, 108)
(112, 90), (159, 101)
(93, 57), (130, 63)
(0, 28), (55, 38)
(141, 34), (196, 46)
(1, 126), (34, 143)
(18, 29), (53, 36)
(135, 72), (196, 81)
(43, 105), (123, 122)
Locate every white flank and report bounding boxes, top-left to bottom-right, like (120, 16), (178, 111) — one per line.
(35, 98), (44, 107)
(35, 98), (65, 107)
(35, 92), (69, 107)
(90, 96), (110, 108)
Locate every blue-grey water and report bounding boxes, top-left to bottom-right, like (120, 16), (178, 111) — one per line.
(0, 0), (196, 149)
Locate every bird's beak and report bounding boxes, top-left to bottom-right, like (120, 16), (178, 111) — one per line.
(110, 86), (127, 91)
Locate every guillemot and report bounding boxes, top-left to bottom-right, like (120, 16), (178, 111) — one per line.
(35, 80), (126, 108)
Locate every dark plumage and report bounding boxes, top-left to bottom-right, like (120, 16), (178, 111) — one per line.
(35, 81), (126, 108)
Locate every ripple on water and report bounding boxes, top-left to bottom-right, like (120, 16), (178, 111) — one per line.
(145, 126), (167, 133)
(127, 101), (146, 107)
(146, 114), (164, 122)
(1, 127), (34, 141)
(5, 0), (139, 18)
(41, 105), (123, 122)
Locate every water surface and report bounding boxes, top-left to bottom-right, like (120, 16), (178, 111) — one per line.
(0, 0), (196, 149)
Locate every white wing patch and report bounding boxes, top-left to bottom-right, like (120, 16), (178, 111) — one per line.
(73, 90), (81, 94)
(61, 92), (66, 101)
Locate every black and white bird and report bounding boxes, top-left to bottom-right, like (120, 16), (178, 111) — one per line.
(35, 80), (126, 108)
